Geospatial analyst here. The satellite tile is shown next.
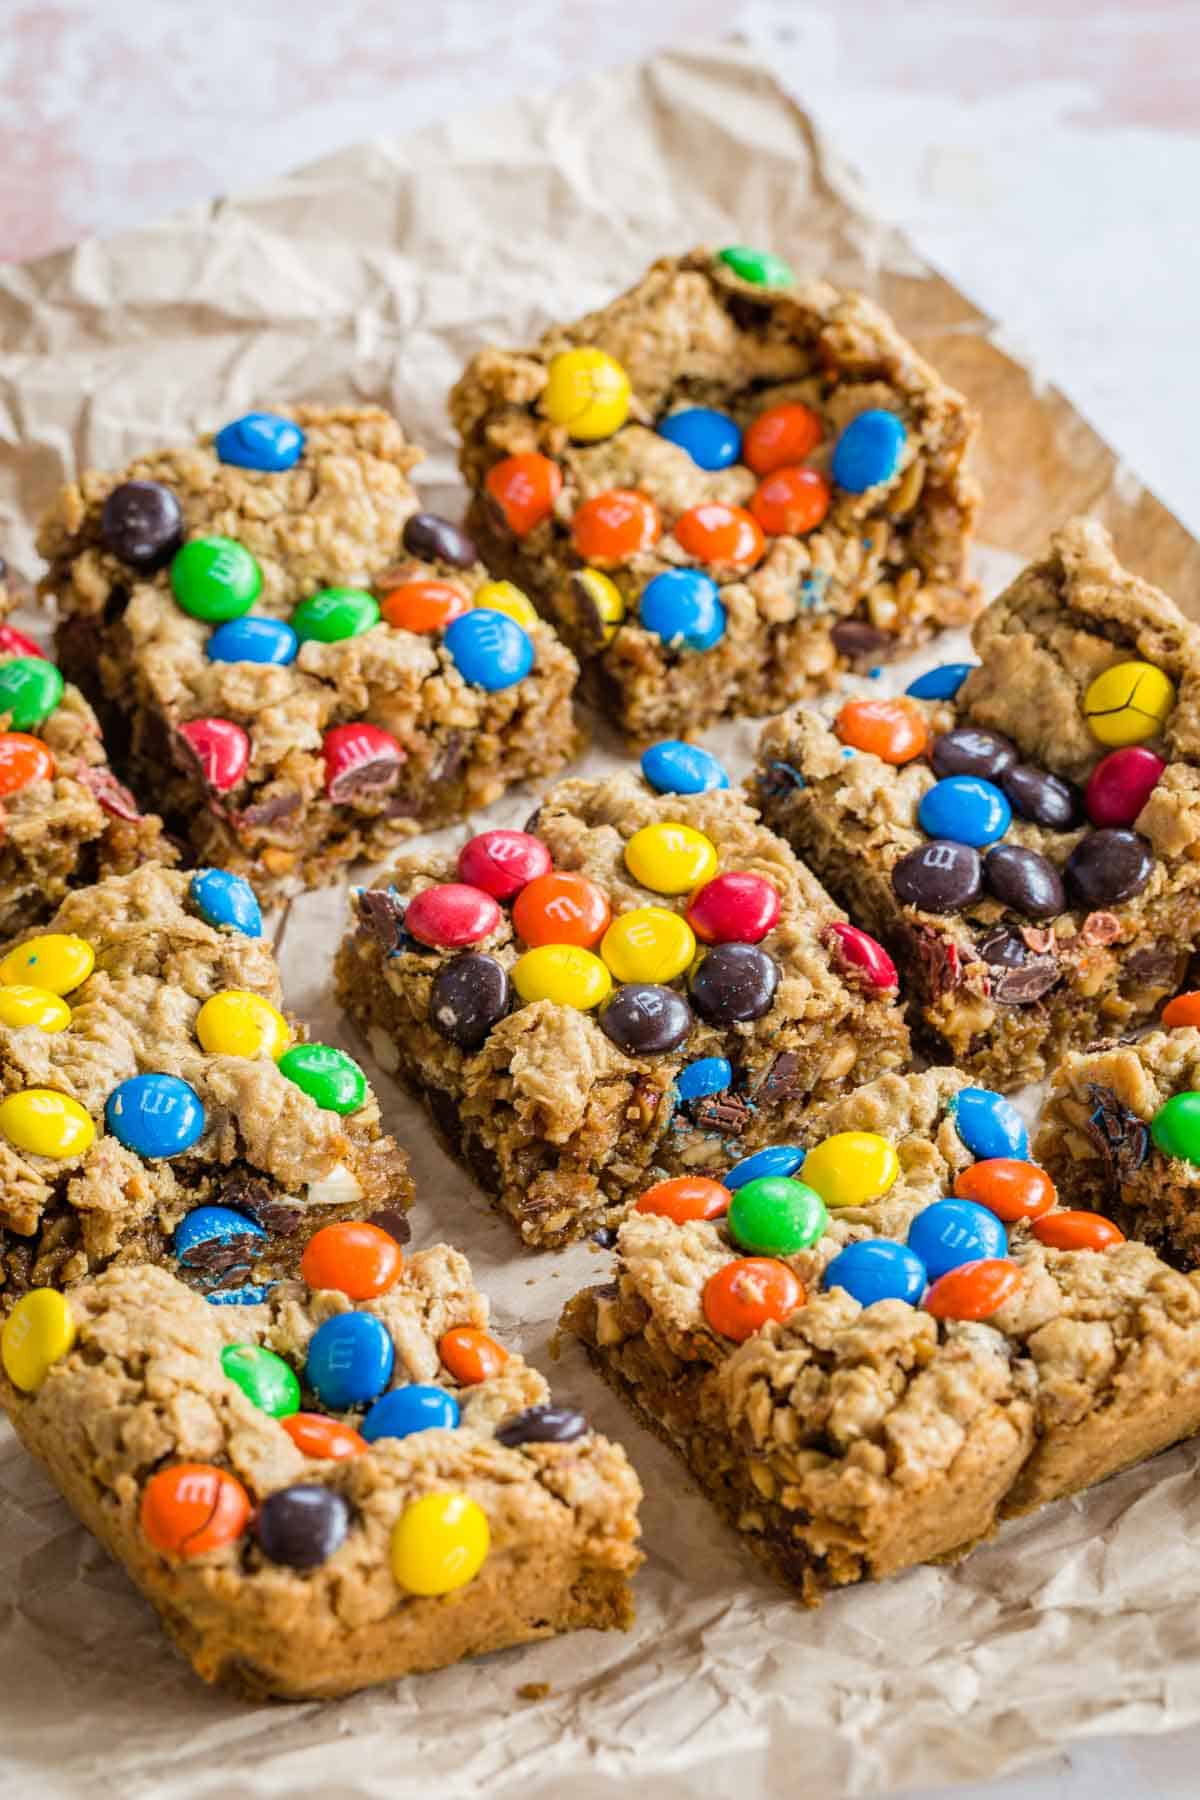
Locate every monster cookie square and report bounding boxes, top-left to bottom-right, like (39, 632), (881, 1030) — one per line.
(451, 247), (980, 740)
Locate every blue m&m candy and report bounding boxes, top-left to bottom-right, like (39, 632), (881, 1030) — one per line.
(306, 1311), (394, 1409)
(907, 1199), (1007, 1282)
(105, 1073), (205, 1159)
(918, 776), (1011, 848)
(206, 615), (298, 666)
(361, 1384), (460, 1443)
(725, 1144), (805, 1189)
(906, 663), (975, 702)
(823, 1238), (926, 1307)
(189, 869), (263, 937)
(831, 410), (906, 493)
(214, 411), (305, 473)
(639, 570), (726, 652)
(675, 1056), (733, 1103)
(207, 1282), (275, 1306)
(444, 610), (534, 691)
(641, 740), (730, 796)
(658, 407), (742, 471)
(174, 1203), (267, 1265)
(952, 1087), (1030, 1161)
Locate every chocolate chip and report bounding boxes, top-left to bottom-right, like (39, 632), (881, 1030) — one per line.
(990, 957), (1061, 1004)
(983, 844), (1065, 920)
(1065, 829), (1154, 907)
(1085, 1080), (1150, 1179)
(429, 952), (511, 1050)
(218, 1172), (301, 1236)
(75, 764), (142, 821)
(930, 728), (1017, 782)
(356, 888), (407, 954)
(496, 1404), (589, 1448)
(328, 750), (403, 806)
(401, 511), (478, 569)
(254, 1486), (351, 1569)
(600, 983), (692, 1055)
(691, 1091), (753, 1132)
(892, 839), (982, 912)
(831, 620), (891, 663)
(370, 1208), (412, 1247)
(100, 480), (184, 571)
(432, 731), (467, 787)
(758, 1050), (801, 1099)
(976, 927), (1030, 969)
(689, 943), (779, 1025)
(1001, 763), (1083, 829)
(1124, 947), (1182, 988)
(237, 790), (302, 829)
(904, 923), (962, 996)
(180, 1233), (263, 1277)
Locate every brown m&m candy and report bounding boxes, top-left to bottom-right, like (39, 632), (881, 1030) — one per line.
(429, 953), (511, 1050)
(688, 943), (779, 1024)
(599, 983), (692, 1055)
(1064, 829), (1154, 907)
(930, 728), (1017, 783)
(983, 845), (1065, 921)
(892, 839), (982, 912)
(401, 512), (478, 569)
(101, 480), (184, 571)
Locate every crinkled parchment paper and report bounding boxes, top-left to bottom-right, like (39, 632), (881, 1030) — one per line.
(1, 40), (1199, 1800)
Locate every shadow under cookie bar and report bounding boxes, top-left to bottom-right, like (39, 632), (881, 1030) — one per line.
(38, 405), (580, 897)
(451, 246), (979, 741)
(754, 517), (1200, 1090)
(335, 767), (910, 1249)
(0, 1255), (641, 1699)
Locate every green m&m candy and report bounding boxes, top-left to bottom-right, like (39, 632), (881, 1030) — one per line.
(171, 536), (263, 622)
(0, 658), (64, 729)
(278, 1043), (367, 1115)
(1150, 1092), (1200, 1163)
(220, 1343), (300, 1418)
(292, 587), (380, 644)
(717, 245), (796, 290)
(727, 1176), (827, 1257)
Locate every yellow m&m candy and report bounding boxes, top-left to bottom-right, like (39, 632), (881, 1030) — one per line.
(0, 1089), (94, 1159)
(1, 1289), (75, 1392)
(540, 348), (631, 442)
(0, 933), (94, 995)
(196, 990), (291, 1060)
(0, 985), (70, 1033)
(601, 907), (696, 984)
(1083, 661), (1176, 747)
(800, 1131), (899, 1209)
(474, 580), (539, 629)
(573, 568), (626, 644)
(625, 822), (718, 896)
(390, 1491), (490, 1595)
(512, 944), (612, 1009)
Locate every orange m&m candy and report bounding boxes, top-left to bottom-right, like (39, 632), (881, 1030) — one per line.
(1163, 991), (1200, 1028)
(571, 490), (661, 565)
(300, 1220), (404, 1300)
(743, 402), (823, 475)
(512, 869), (611, 949)
(382, 580), (468, 634)
(635, 1175), (731, 1224)
(835, 696), (929, 765)
(923, 1258), (1022, 1321)
(140, 1462), (250, 1559)
(1031, 1211), (1125, 1252)
(674, 502), (764, 570)
(281, 1412), (368, 1460)
(0, 733), (53, 797)
(439, 1326), (507, 1385)
(485, 453), (563, 537)
(702, 1257), (804, 1342)
(750, 467), (830, 538)
(953, 1159), (1056, 1222)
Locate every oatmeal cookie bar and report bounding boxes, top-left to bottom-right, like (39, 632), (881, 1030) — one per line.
(38, 406), (579, 896)
(0, 1251), (641, 1698)
(451, 246), (979, 740)
(755, 517), (1200, 1089)
(335, 754), (910, 1248)
(565, 1068), (1200, 1602)
(0, 863), (411, 1305)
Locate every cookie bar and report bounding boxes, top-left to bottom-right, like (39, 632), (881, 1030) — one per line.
(38, 406), (580, 896)
(335, 751), (910, 1248)
(0, 1249), (641, 1698)
(450, 246), (979, 740)
(755, 518), (1200, 1089)
(0, 863), (411, 1306)
(564, 1068), (1200, 1603)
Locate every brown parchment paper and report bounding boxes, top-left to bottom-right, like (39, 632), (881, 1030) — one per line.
(2, 40), (1200, 1800)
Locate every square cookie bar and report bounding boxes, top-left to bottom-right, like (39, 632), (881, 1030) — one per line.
(565, 1067), (1200, 1603)
(451, 246), (979, 740)
(38, 405), (579, 896)
(335, 751), (910, 1249)
(0, 863), (411, 1306)
(0, 1251), (641, 1698)
(756, 518), (1200, 1089)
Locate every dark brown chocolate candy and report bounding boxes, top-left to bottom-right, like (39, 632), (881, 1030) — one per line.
(974, 927), (1060, 1002)
(830, 619), (891, 663)
(931, 727), (1017, 782)
(1001, 762), (1083, 829)
(600, 983), (692, 1055)
(356, 888), (407, 954)
(255, 1486), (351, 1569)
(1084, 1080), (1150, 1179)
(892, 839), (983, 911)
(100, 480), (184, 571)
(75, 764), (142, 821)
(496, 1404), (588, 1447)
(983, 844), (1066, 920)
(430, 952), (511, 1050)
(688, 943), (779, 1025)
(370, 1207), (413, 1247)
(1065, 828), (1154, 907)
(401, 511), (478, 569)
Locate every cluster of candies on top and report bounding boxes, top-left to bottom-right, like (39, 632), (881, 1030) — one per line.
(1, 1218), (589, 1595)
(833, 654), (1175, 922)
(97, 414), (542, 799)
(1128, 988), (1200, 1167)
(481, 245), (910, 659)
(632, 1084), (1127, 1342)
(0, 621), (76, 805)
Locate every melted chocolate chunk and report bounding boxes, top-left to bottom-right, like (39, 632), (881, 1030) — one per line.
(75, 763), (142, 821)
(219, 1172), (303, 1237)
(370, 1208), (413, 1247)
(356, 888), (407, 953)
(691, 1091), (753, 1133)
(831, 620), (891, 663)
(904, 923), (962, 998)
(1084, 1081), (1150, 1180)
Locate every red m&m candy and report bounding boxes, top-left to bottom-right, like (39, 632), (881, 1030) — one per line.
(571, 490), (660, 565)
(281, 1413), (368, 1460)
(743, 403), (823, 475)
(382, 580), (468, 634)
(439, 1326), (507, 1385)
(824, 922), (897, 991)
(686, 872), (780, 945)
(954, 1159), (1055, 1222)
(923, 1258), (1022, 1321)
(674, 503), (764, 570)
(141, 1463), (250, 1558)
(635, 1175), (731, 1223)
(300, 1221), (404, 1299)
(512, 870), (611, 948)
(485, 453), (563, 537)
(1031, 1211), (1125, 1252)
(178, 717), (250, 792)
(405, 883), (502, 949)
(1084, 746), (1166, 828)
(457, 829), (551, 900)
(0, 733), (54, 797)
(323, 722), (406, 802)
(702, 1257), (804, 1341)
(750, 467), (830, 537)
(0, 625), (46, 661)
